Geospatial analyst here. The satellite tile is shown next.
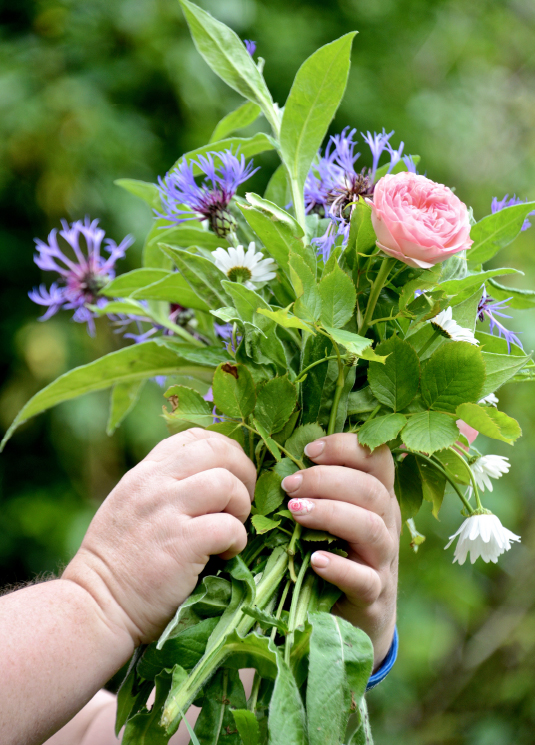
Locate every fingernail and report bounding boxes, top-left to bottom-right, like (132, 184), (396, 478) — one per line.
(288, 498), (314, 515)
(281, 473), (302, 493)
(311, 552), (330, 569)
(304, 440), (325, 459)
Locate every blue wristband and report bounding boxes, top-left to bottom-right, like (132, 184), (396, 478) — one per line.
(366, 626), (398, 691)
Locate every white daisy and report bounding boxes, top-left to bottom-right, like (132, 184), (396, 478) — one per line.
(429, 306), (479, 345)
(445, 513), (520, 565)
(213, 241), (276, 290)
(479, 392), (499, 406)
(472, 454), (510, 492)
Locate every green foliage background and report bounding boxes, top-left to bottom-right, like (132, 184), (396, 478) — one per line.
(1, 0), (535, 742)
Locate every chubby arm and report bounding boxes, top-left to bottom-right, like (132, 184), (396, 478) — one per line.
(1, 429), (255, 745)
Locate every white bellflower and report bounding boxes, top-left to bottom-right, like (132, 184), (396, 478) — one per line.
(445, 513), (520, 565)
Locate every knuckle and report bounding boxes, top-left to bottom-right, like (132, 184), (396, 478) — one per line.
(364, 510), (385, 546)
(360, 571), (381, 606)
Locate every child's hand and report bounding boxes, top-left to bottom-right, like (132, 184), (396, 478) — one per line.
(281, 433), (400, 668)
(63, 429), (256, 646)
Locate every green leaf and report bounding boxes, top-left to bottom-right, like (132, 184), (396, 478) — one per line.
(438, 267), (520, 296)
(163, 385), (214, 429)
(319, 263), (356, 328)
(101, 268), (169, 297)
(480, 352), (530, 399)
(300, 334), (332, 425)
(160, 245), (228, 309)
(284, 423), (325, 461)
(256, 306), (314, 332)
(322, 326), (374, 357)
(139, 617), (219, 680)
(307, 612), (373, 745)
(221, 280), (270, 322)
(475, 330), (525, 356)
(358, 413), (407, 451)
(264, 164), (292, 208)
(245, 193), (305, 238)
(192, 668), (246, 745)
(107, 380), (145, 435)
(242, 605), (289, 634)
(456, 403), (521, 444)
(178, 0), (274, 117)
(1, 340), (216, 450)
(239, 205), (302, 279)
(212, 362), (256, 419)
(488, 277), (535, 310)
(301, 528), (337, 543)
(421, 342), (485, 413)
(279, 33), (357, 199)
(115, 178), (160, 209)
(368, 336), (420, 411)
(450, 287), (483, 330)
(394, 453), (423, 521)
(268, 654), (307, 745)
(434, 450), (473, 485)
(115, 649), (153, 736)
(132, 272), (210, 311)
(414, 456), (447, 518)
(206, 420), (246, 450)
(401, 411), (460, 454)
(273, 458), (299, 480)
(122, 669), (172, 745)
(290, 253), (322, 322)
(254, 377), (297, 434)
(467, 201), (535, 264)
(231, 709), (261, 745)
(253, 418), (282, 462)
(347, 387), (380, 416)
(346, 201), (377, 269)
(251, 514), (281, 534)
(210, 101), (261, 142)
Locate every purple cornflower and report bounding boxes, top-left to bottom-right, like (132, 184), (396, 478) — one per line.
(203, 387), (223, 424)
(477, 287), (522, 352)
(402, 154), (418, 174)
(214, 321), (241, 353)
(491, 194), (534, 231)
(156, 149), (259, 238)
(361, 129), (394, 181)
(244, 39), (256, 56)
(29, 217), (133, 336)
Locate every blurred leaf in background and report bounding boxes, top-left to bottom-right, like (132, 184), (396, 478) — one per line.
(1, 0), (535, 742)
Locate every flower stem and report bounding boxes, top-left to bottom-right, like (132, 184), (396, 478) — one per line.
(358, 256), (396, 336)
(294, 355), (341, 384)
(418, 453), (475, 515)
(270, 579), (291, 642)
(287, 522), (303, 582)
(446, 447), (483, 511)
(284, 552), (311, 665)
(416, 327), (441, 358)
(327, 340), (347, 436)
(247, 671), (262, 712)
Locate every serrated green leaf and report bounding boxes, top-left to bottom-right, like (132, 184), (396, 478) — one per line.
(290, 253), (322, 321)
(163, 385), (214, 429)
(467, 201), (535, 264)
(107, 380), (145, 436)
(414, 456), (447, 518)
(395, 453), (424, 521)
(212, 362), (256, 419)
(301, 529), (337, 543)
(256, 306), (314, 332)
(347, 387), (380, 415)
(456, 403), (521, 443)
(231, 709), (261, 745)
(254, 471), (285, 516)
(401, 411), (460, 454)
(279, 33), (357, 200)
(322, 326), (373, 357)
(284, 423), (325, 461)
(254, 377), (297, 435)
(421, 342), (485, 413)
(368, 336), (420, 411)
(358, 413), (407, 451)
(319, 263), (356, 328)
(210, 101), (261, 142)
(253, 418), (283, 462)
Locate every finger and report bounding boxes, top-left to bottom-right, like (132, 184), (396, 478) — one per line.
(310, 550), (382, 607)
(287, 497), (394, 567)
(145, 427), (245, 462)
(303, 433), (395, 492)
(144, 430), (257, 500)
(281, 465), (394, 525)
(174, 468), (252, 522)
(188, 513), (248, 560)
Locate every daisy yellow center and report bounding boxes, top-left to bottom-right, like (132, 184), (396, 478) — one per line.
(227, 266), (252, 283)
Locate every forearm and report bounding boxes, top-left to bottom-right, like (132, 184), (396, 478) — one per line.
(0, 579), (133, 745)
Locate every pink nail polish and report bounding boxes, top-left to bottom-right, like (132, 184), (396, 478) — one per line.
(281, 473), (302, 493)
(311, 552), (330, 569)
(304, 440), (325, 459)
(288, 498), (314, 515)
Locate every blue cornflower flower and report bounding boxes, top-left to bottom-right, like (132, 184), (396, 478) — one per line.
(491, 194), (534, 231)
(361, 129), (394, 181)
(214, 321), (242, 353)
(244, 39), (256, 56)
(477, 287), (522, 352)
(156, 149), (259, 238)
(402, 154), (418, 174)
(29, 217), (133, 336)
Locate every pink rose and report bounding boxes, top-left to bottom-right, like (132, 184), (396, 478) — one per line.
(368, 172), (473, 269)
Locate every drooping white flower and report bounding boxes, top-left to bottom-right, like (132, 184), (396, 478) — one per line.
(429, 306), (479, 345)
(213, 241), (276, 290)
(472, 454), (510, 492)
(445, 513), (520, 565)
(479, 392), (499, 406)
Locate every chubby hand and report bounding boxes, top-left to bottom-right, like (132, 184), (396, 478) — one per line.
(63, 429), (256, 647)
(281, 433), (401, 669)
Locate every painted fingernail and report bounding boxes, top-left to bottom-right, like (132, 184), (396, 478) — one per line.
(311, 552), (330, 569)
(304, 440), (325, 458)
(288, 498), (314, 515)
(281, 473), (302, 493)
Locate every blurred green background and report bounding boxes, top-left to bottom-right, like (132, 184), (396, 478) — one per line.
(1, 0), (535, 742)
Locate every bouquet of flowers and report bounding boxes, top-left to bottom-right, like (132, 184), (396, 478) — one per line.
(4, 2), (535, 743)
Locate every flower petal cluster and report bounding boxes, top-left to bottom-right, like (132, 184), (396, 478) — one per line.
(492, 193), (534, 231)
(429, 307), (478, 344)
(156, 150), (258, 238)
(29, 217), (133, 336)
(472, 455), (510, 492)
(445, 513), (520, 564)
(213, 242), (276, 289)
(369, 172), (473, 268)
